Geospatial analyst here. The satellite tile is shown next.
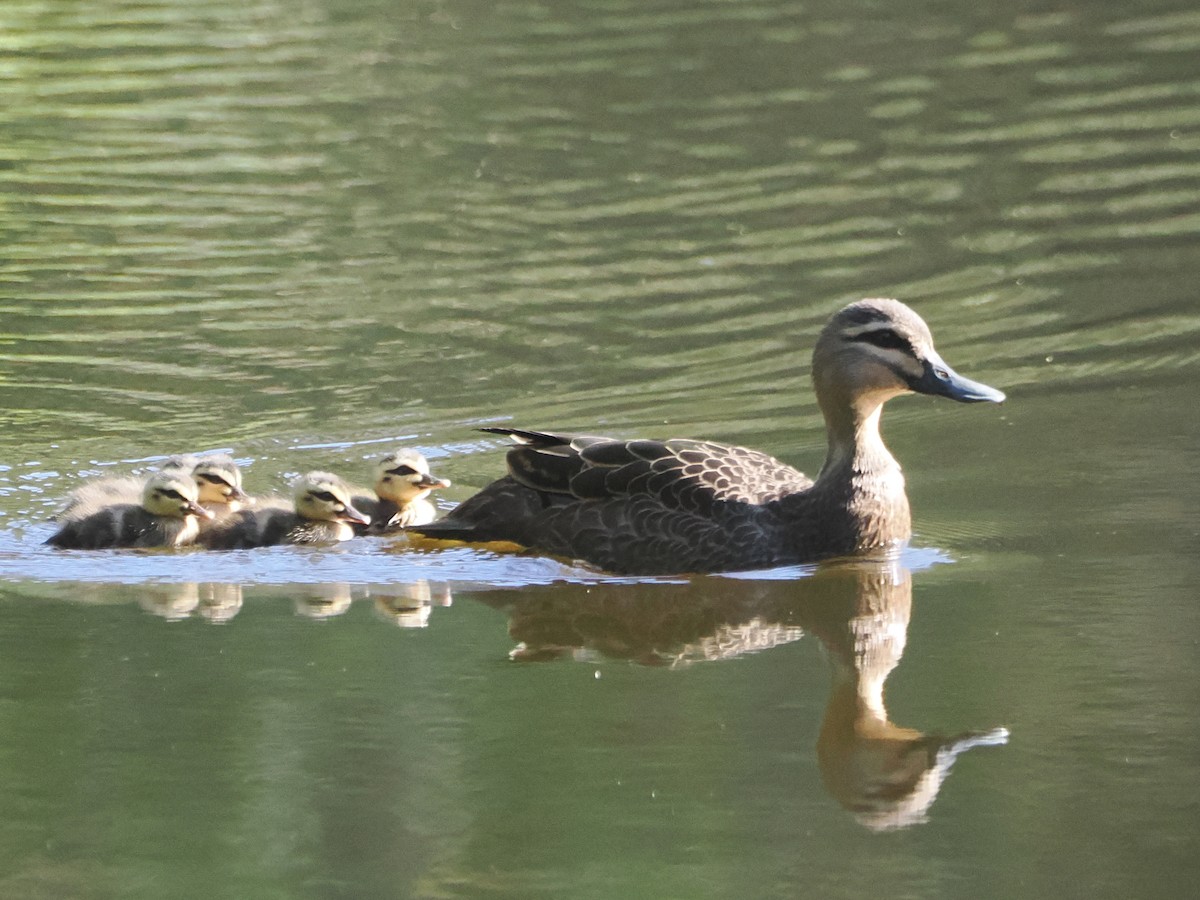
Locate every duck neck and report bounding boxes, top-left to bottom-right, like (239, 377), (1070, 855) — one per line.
(806, 395), (911, 551)
(818, 396), (900, 483)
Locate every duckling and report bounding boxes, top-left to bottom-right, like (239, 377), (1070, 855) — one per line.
(408, 299), (1006, 574)
(56, 453), (250, 520)
(46, 470), (215, 549)
(352, 449), (451, 532)
(188, 454), (251, 516)
(200, 471), (370, 549)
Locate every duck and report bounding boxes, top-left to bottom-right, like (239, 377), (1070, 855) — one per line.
(46, 470), (215, 549)
(56, 453), (251, 521)
(407, 299), (1006, 575)
(199, 471), (370, 549)
(352, 449), (451, 532)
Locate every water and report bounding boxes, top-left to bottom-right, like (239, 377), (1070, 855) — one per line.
(1, 0), (1198, 896)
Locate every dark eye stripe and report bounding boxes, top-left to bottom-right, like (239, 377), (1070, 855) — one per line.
(197, 473), (230, 486)
(387, 465), (417, 476)
(854, 328), (913, 354)
(311, 490), (339, 503)
(160, 489), (186, 501)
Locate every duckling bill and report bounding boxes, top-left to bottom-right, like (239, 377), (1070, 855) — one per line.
(407, 299), (1005, 574)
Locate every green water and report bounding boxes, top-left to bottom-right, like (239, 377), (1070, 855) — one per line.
(1, 0), (1198, 896)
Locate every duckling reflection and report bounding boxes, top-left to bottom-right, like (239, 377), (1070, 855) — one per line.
(133, 582), (244, 622)
(293, 583), (357, 619)
(196, 583), (244, 623)
(137, 582), (201, 621)
(370, 580), (453, 628)
(474, 560), (1007, 828)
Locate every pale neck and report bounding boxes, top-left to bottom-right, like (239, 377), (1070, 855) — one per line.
(816, 396), (899, 483)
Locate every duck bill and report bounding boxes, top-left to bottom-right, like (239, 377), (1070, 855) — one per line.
(911, 349), (1006, 403)
(187, 502), (216, 520)
(338, 504), (371, 527)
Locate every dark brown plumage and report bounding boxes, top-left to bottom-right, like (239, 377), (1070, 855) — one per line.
(409, 300), (1005, 574)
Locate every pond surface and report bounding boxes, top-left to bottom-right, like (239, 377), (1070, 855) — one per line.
(1, 0), (1198, 897)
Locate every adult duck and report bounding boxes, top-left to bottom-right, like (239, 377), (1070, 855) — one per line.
(408, 299), (1005, 574)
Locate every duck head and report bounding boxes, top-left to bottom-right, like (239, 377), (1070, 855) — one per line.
(372, 449), (451, 505)
(141, 471), (215, 520)
(293, 472), (371, 526)
(812, 299), (1005, 424)
(190, 454), (251, 508)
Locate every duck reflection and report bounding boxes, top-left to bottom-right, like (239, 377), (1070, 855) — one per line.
(475, 559), (1007, 829)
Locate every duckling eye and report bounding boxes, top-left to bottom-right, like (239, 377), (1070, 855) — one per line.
(311, 490), (339, 503)
(855, 328), (913, 354)
(160, 489), (186, 501)
(387, 465), (417, 477)
(197, 473), (229, 486)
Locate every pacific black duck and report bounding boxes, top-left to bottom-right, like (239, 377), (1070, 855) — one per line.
(407, 299), (1005, 574)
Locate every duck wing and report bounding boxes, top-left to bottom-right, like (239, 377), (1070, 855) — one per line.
(410, 428), (811, 573)
(483, 426), (811, 510)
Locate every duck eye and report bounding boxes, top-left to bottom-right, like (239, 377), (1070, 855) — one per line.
(197, 473), (229, 486)
(312, 490), (339, 503)
(160, 489), (185, 501)
(387, 465), (417, 477)
(856, 328), (912, 353)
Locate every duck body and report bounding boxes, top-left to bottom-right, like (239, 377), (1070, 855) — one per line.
(47, 471), (214, 550)
(204, 506), (357, 548)
(409, 299), (1005, 575)
(201, 472), (369, 549)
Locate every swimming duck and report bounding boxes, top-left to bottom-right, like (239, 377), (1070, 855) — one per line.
(407, 299), (1005, 574)
(46, 470), (215, 549)
(200, 471), (370, 548)
(352, 449), (451, 532)
(56, 453), (251, 520)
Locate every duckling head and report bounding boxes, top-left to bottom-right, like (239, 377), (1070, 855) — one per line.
(812, 299), (1005, 423)
(141, 471), (216, 521)
(293, 472), (371, 526)
(190, 454), (250, 507)
(372, 449), (451, 505)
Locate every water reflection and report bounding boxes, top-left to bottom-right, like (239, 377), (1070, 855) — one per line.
(64, 579), (457, 627)
(476, 559), (1008, 829)
(370, 580), (454, 630)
